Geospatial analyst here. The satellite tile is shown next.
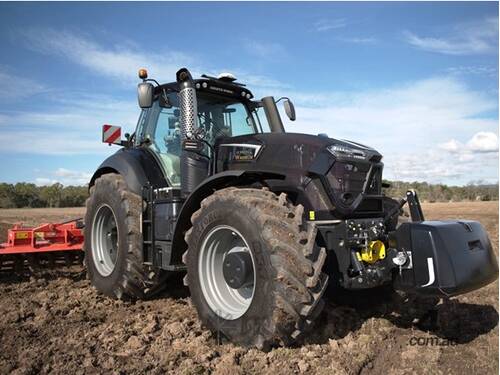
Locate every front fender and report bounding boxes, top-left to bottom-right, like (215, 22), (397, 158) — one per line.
(170, 169), (285, 263)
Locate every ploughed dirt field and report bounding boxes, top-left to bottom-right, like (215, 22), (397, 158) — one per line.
(0, 202), (498, 374)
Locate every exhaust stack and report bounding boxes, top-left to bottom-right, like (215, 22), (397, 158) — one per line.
(176, 68), (199, 140)
(176, 68), (208, 196)
(261, 96), (285, 133)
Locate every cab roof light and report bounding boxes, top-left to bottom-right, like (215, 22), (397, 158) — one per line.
(217, 72), (237, 82)
(138, 68), (148, 80)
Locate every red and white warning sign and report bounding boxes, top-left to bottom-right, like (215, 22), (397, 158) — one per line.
(102, 124), (122, 144)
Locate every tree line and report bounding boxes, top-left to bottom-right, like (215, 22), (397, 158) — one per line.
(383, 181), (498, 203)
(0, 180), (497, 208)
(0, 183), (88, 208)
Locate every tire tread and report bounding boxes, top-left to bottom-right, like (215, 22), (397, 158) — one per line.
(184, 187), (328, 347)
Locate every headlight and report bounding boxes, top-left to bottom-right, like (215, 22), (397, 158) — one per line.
(327, 144), (367, 160)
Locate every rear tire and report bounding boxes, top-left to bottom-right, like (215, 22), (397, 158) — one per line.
(84, 173), (166, 300)
(184, 187), (328, 348)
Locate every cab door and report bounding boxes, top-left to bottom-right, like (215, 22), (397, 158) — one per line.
(142, 92), (182, 187)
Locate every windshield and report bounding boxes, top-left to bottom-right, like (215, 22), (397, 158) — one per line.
(196, 92), (269, 145)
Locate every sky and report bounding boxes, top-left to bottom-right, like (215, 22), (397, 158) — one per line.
(0, 1), (498, 186)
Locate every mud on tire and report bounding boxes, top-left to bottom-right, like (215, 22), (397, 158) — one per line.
(84, 173), (166, 300)
(183, 187), (329, 348)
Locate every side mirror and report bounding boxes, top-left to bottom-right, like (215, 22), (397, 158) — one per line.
(137, 82), (154, 108)
(283, 99), (296, 121)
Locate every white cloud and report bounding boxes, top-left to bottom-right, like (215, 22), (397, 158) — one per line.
(405, 17), (498, 55)
(312, 19), (375, 44)
(0, 92), (138, 155)
(439, 132), (498, 155)
(2, 29), (291, 157)
(466, 131), (498, 153)
(18, 28), (288, 94)
(0, 67), (47, 100)
(0, 129), (113, 155)
(385, 149), (498, 184)
(439, 139), (462, 153)
(446, 65), (498, 77)
(35, 178), (57, 186)
(232, 71), (290, 91)
(313, 18), (347, 32)
(336, 36), (377, 44)
(20, 28), (195, 84)
(54, 168), (92, 180)
(431, 132), (498, 183)
(281, 76), (498, 184)
(286, 76), (495, 117)
(389, 151), (463, 180)
(288, 77), (496, 131)
(312, 18), (377, 45)
(243, 40), (287, 60)
(35, 168), (92, 186)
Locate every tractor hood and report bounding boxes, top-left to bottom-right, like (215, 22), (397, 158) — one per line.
(215, 132), (385, 218)
(214, 132), (383, 176)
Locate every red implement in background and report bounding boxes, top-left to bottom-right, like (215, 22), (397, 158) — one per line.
(0, 220), (84, 255)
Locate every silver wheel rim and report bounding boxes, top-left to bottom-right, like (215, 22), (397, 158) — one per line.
(198, 225), (256, 320)
(91, 204), (119, 277)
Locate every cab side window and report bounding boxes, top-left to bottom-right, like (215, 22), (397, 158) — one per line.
(225, 103), (255, 137)
(196, 94), (257, 146)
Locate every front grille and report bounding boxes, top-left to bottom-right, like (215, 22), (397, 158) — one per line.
(325, 159), (383, 213)
(326, 161), (371, 206)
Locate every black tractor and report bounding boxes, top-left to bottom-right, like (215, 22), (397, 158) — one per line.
(85, 67), (498, 348)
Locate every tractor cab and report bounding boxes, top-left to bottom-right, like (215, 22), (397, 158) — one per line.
(122, 69), (294, 189)
(132, 73), (273, 187)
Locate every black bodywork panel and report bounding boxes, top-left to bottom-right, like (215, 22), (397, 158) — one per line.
(393, 220), (498, 296)
(214, 132), (384, 219)
(89, 148), (168, 194)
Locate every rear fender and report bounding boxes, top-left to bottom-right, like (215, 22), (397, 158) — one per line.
(89, 148), (168, 194)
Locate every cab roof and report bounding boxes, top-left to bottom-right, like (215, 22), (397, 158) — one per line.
(154, 75), (254, 101)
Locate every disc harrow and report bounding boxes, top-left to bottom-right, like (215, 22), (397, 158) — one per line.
(0, 219), (84, 275)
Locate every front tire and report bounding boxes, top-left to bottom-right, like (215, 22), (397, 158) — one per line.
(84, 173), (166, 300)
(184, 187), (328, 348)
